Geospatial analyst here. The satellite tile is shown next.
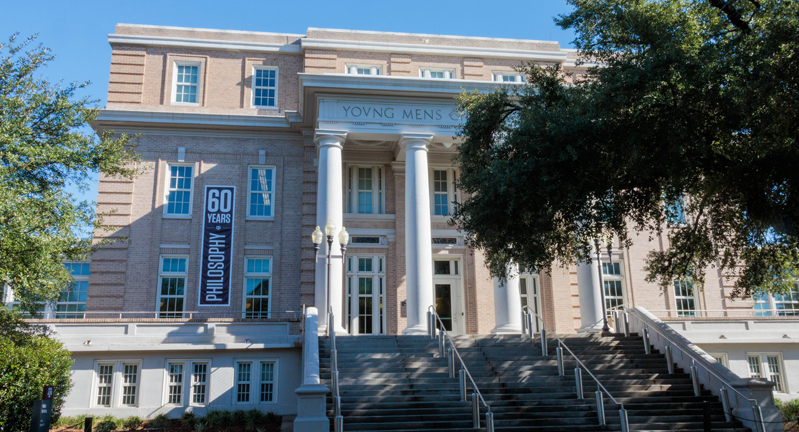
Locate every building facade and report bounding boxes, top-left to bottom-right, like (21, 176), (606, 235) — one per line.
(5, 23), (799, 419)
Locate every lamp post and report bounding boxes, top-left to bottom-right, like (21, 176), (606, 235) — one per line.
(311, 220), (350, 335)
(594, 238), (611, 333)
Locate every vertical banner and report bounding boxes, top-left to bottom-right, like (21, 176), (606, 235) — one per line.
(199, 185), (236, 306)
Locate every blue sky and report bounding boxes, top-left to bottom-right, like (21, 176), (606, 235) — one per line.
(2, 0), (576, 204)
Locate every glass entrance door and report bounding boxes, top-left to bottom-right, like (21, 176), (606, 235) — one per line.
(435, 283), (453, 331)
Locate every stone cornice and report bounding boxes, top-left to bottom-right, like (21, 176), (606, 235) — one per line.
(108, 34), (303, 54)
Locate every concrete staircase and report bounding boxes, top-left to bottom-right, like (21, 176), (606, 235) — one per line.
(320, 333), (748, 432)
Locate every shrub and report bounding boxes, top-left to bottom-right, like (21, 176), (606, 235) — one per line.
(204, 410), (221, 427)
(777, 398), (799, 423)
(217, 410), (233, 427)
(123, 416), (143, 430)
(53, 414), (90, 428)
(96, 419), (117, 432)
(180, 410), (197, 428)
(0, 310), (73, 432)
(195, 422), (208, 432)
(265, 412), (280, 424)
(148, 413), (171, 429)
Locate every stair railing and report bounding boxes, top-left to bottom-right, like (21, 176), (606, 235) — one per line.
(624, 307), (768, 432)
(522, 305), (629, 431)
(427, 305), (495, 432)
(328, 307), (343, 432)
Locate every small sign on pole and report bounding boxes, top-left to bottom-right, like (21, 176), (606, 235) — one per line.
(30, 386), (54, 432)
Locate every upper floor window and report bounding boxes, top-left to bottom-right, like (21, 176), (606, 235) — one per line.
(252, 67), (278, 108)
(673, 280), (697, 317)
(165, 164), (194, 217)
(247, 166), (275, 219)
(57, 262), (90, 318)
(173, 63), (199, 104)
(754, 284), (799, 317)
(158, 256), (187, 318)
(244, 257), (272, 318)
(346, 166), (385, 215)
(493, 72), (524, 83)
(430, 168), (459, 216)
(347, 65), (381, 75)
(421, 68), (454, 79)
(666, 196), (686, 225)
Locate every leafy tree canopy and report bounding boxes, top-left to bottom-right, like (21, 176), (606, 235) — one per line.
(454, 0), (799, 298)
(0, 34), (140, 314)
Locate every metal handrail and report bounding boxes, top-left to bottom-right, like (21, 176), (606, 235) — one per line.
(522, 305), (623, 407)
(427, 305), (494, 431)
(328, 306), (343, 432)
(21, 310), (302, 320)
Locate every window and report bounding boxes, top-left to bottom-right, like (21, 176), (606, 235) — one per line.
(252, 67), (278, 108)
(191, 362), (209, 405)
(158, 256), (187, 318)
(236, 362), (252, 403)
(260, 361), (275, 402)
(709, 353), (729, 368)
(96, 364), (114, 407)
(351, 236), (381, 245)
(493, 72), (524, 83)
(346, 166), (385, 215)
(165, 164), (194, 217)
(346, 255), (386, 335)
(167, 362), (184, 404)
(244, 257), (271, 318)
(603, 262), (625, 315)
(754, 292), (772, 317)
(93, 360), (141, 408)
(421, 68), (454, 79)
(247, 166), (275, 219)
(666, 197), (686, 225)
(432, 237), (458, 245)
(430, 168), (459, 216)
(748, 353), (787, 392)
(347, 65), (381, 75)
(174, 63), (199, 104)
(57, 262), (90, 318)
(163, 360), (211, 407)
(753, 284), (799, 317)
(673, 280), (697, 317)
(520, 274), (542, 333)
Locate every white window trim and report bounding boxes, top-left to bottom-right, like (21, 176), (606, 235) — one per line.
(673, 280), (698, 317)
(419, 68), (455, 79)
(747, 352), (788, 393)
(429, 168), (459, 217)
(519, 273), (543, 333)
(346, 64), (382, 75)
(251, 66), (279, 110)
(57, 261), (90, 318)
(92, 360), (142, 408)
(157, 255), (188, 318)
(708, 353), (729, 368)
(602, 260), (627, 314)
(163, 162), (195, 219)
(233, 358), (280, 405)
(346, 255), (387, 335)
(754, 285), (799, 316)
(246, 165), (277, 220)
(161, 359), (213, 407)
(492, 71), (524, 83)
(243, 256), (273, 318)
(345, 165), (386, 216)
(171, 61), (201, 106)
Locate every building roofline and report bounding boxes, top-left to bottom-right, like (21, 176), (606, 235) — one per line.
(115, 23), (306, 38)
(306, 27), (560, 46)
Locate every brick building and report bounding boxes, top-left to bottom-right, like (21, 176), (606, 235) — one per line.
(4, 23), (799, 420)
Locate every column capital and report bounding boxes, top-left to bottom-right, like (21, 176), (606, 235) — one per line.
(314, 129), (348, 148)
(399, 133), (435, 151)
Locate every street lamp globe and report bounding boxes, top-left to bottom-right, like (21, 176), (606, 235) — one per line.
(325, 219), (337, 237)
(311, 226), (323, 245)
(339, 227), (350, 246)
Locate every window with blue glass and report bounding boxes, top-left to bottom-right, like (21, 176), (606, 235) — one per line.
(432, 169), (458, 216)
(755, 285), (799, 317)
(158, 256), (187, 318)
(674, 280), (697, 317)
(666, 197), (686, 225)
(248, 166), (275, 219)
(174, 64), (199, 104)
(252, 67), (278, 108)
(165, 165), (193, 216)
(57, 262), (90, 318)
(244, 257), (271, 318)
(346, 166), (384, 215)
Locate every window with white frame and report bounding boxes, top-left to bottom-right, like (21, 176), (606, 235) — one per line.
(247, 166), (275, 219)
(519, 273), (542, 332)
(421, 68), (454, 79)
(602, 262), (625, 315)
(259, 361), (276, 402)
(709, 353), (729, 368)
(158, 256), (187, 318)
(165, 164), (194, 217)
(754, 292), (772, 317)
(346, 65), (381, 75)
(232, 360), (278, 404)
(346, 166), (385, 215)
(162, 360), (210, 407)
(346, 255), (386, 335)
(174, 63), (199, 104)
(244, 257), (271, 318)
(252, 67), (278, 108)
(493, 72), (524, 83)
(236, 362), (252, 403)
(753, 284), (799, 316)
(93, 360), (142, 408)
(748, 353), (787, 392)
(57, 262), (90, 318)
(430, 168), (459, 216)
(673, 280), (697, 317)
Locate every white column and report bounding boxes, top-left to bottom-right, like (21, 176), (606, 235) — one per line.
(401, 133), (435, 335)
(314, 130), (348, 334)
(577, 244), (604, 333)
(491, 263), (523, 334)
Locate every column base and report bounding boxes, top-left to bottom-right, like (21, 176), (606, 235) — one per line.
(491, 324), (522, 335)
(402, 324), (428, 335)
(294, 384), (330, 432)
(577, 323), (606, 334)
(317, 324), (349, 336)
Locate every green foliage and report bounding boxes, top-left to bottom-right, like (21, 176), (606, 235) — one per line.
(122, 416), (143, 430)
(454, 0), (799, 298)
(777, 398), (799, 424)
(204, 410), (222, 427)
(53, 414), (89, 428)
(95, 419), (118, 432)
(195, 422), (209, 432)
(148, 413), (171, 429)
(0, 309), (72, 431)
(180, 410), (197, 428)
(0, 33), (140, 314)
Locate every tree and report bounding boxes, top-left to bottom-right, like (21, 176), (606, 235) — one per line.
(0, 34), (140, 314)
(0, 309), (73, 431)
(454, 0), (799, 298)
